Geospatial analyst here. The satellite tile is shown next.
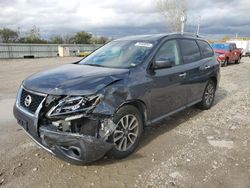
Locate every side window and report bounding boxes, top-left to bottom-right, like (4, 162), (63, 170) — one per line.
(197, 40), (214, 58)
(229, 44), (233, 51)
(179, 39), (201, 64)
(155, 40), (180, 66)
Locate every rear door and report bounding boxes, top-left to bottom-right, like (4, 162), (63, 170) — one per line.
(178, 39), (211, 104)
(149, 39), (188, 120)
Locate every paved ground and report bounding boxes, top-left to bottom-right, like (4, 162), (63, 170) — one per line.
(0, 57), (249, 188)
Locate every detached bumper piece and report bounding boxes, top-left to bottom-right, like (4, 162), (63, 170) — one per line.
(39, 126), (113, 164)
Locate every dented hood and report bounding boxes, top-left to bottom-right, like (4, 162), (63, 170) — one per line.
(23, 64), (129, 95)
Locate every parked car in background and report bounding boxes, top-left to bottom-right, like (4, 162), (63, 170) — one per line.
(211, 43), (242, 67)
(77, 51), (92, 57)
(227, 40), (250, 57)
(14, 33), (220, 164)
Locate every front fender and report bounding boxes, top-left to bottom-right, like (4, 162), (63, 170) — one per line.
(93, 81), (130, 116)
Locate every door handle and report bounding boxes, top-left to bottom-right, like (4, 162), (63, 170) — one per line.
(204, 65), (211, 70)
(179, 73), (187, 78)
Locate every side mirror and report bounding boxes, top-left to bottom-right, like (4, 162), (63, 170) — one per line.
(154, 59), (174, 69)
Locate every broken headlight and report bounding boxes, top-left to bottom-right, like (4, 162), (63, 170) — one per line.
(47, 95), (102, 118)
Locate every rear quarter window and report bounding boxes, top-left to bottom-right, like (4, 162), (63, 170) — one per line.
(179, 39), (201, 64)
(197, 40), (214, 58)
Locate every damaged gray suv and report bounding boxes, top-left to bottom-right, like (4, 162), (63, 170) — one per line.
(14, 33), (220, 164)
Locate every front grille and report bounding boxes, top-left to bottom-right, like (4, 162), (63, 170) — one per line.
(20, 88), (46, 114)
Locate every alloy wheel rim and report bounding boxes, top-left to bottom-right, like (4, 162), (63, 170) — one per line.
(204, 83), (214, 106)
(113, 114), (139, 151)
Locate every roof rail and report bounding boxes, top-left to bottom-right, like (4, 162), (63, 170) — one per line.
(170, 32), (200, 38)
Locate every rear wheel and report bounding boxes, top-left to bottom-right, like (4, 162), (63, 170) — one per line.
(107, 105), (143, 159)
(235, 56), (241, 64)
(196, 80), (216, 110)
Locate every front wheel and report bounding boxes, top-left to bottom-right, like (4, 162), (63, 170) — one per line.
(196, 80), (216, 110)
(222, 58), (228, 67)
(107, 105), (143, 159)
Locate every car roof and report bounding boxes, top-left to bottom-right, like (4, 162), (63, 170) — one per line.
(212, 43), (230, 46)
(115, 34), (167, 41)
(114, 32), (202, 42)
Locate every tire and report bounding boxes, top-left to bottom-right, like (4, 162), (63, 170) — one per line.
(107, 105), (143, 159)
(235, 57), (240, 64)
(196, 80), (216, 110)
(222, 58), (228, 67)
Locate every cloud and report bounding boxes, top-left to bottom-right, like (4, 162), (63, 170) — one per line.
(0, 0), (249, 38)
(187, 0), (250, 36)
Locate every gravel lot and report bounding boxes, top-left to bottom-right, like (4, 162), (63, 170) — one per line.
(0, 57), (249, 188)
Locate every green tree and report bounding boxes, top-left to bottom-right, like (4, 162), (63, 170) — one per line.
(0, 28), (19, 43)
(221, 35), (230, 42)
(91, 36), (109, 44)
(94, 36), (109, 44)
(98, 36), (109, 44)
(73, 31), (92, 44)
(50, 36), (64, 44)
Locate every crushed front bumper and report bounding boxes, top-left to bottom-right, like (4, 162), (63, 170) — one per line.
(13, 104), (113, 165)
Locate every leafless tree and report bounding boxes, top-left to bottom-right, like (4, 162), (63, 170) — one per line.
(157, 0), (187, 32)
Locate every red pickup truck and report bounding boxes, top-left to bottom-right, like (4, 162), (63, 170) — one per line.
(211, 43), (242, 67)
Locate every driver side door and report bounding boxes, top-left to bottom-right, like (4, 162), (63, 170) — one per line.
(149, 39), (188, 122)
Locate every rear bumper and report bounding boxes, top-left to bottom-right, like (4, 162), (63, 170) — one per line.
(13, 104), (113, 165)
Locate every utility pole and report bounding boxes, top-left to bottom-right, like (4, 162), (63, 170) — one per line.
(197, 16), (201, 36)
(180, 11), (187, 33)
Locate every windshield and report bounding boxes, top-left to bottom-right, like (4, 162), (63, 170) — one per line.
(79, 40), (155, 68)
(211, 43), (230, 51)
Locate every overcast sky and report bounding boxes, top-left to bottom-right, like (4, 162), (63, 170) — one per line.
(0, 0), (249, 39)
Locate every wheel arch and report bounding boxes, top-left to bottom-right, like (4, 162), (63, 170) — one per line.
(117, 100), (148, 127)
(210, 76), (217, 90)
